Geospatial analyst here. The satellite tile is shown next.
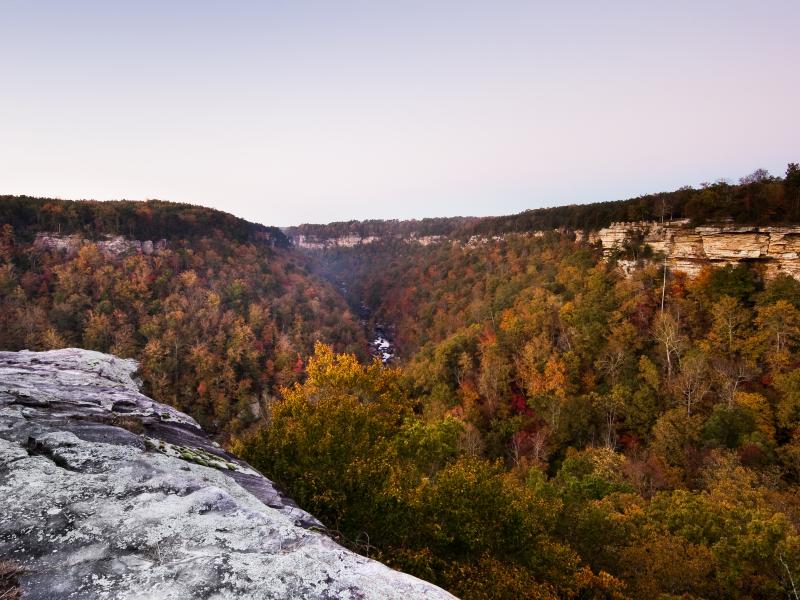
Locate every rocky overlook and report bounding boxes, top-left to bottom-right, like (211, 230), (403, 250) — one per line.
(595, 221), (800, 279)
(0, 349), (455, 600)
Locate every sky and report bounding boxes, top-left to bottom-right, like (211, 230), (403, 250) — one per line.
(1, 1), (798, 226)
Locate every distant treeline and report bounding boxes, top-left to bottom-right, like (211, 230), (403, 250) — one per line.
(284, 216), (481, 241)
(0, 196), (290, 247)
(288, 163), (800, 242)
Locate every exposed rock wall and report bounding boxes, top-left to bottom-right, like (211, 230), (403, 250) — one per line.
(290, 233), (445, 250)
(292, 234), (381, 249)
(0, 349), (455, 600)
(596, 221), (800, 279)
(33, 234), (168, 258)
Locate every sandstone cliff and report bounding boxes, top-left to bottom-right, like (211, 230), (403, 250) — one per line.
(0, 349), (455, 600)
(595, 221), (800, 279)
(33, 233), (168, 258)
(290, 233), (445, 250)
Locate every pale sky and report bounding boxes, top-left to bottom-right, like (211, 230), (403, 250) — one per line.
(1, 1), (798, 226)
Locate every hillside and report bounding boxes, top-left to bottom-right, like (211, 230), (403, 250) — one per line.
(0, 197), (366, 436)
(0, 195), (290, 246)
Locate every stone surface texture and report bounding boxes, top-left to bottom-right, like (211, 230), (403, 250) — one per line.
(0, 349), (456, 600)
(596, 221), (800, 279)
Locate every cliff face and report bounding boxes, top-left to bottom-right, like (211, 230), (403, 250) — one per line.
(33, 233), (168, 258)
(292, 234), (382, 249)
(290, 233), (445, 250)
(595, 221), (800, 279)
(0, 349), (455, 600)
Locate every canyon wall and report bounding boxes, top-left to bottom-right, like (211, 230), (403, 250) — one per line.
(292, 234), (382, 249)
(33, 233), (168, 258)
(291, 233), (445, 249)
(287, 219), (800, 281)
(595, 221), (800, 279)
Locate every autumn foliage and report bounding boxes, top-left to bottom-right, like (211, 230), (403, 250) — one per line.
(4, 177), (800, 599)
(0, 207), (363, 434)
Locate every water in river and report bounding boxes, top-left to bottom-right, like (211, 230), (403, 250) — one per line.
(357, 301), (396, 363)
(370, 325), (395, 363)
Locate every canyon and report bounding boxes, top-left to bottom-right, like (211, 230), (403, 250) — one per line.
(288, 220), (800, 282)
(35, 216), (800, 284)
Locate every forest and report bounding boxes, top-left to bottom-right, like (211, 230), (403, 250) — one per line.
(0, 201), (363, 434)
(3, 169), (800, 599)
(0, 196), (290, 246)
(239, 238), (800, 599)
(286, 164), (800, 243)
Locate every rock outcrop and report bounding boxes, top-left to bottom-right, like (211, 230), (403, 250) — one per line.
(291, 234), (380, 250)
(0, 349), (455, 600)
(289, 234), (445, 250)
(33, 234), (168, 258)
(596, 221), (800, 279)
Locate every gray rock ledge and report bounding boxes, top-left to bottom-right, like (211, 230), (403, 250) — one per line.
(0, 349), (456, 600)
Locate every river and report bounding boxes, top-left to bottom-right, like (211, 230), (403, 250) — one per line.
(356, 301), (396, 364)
